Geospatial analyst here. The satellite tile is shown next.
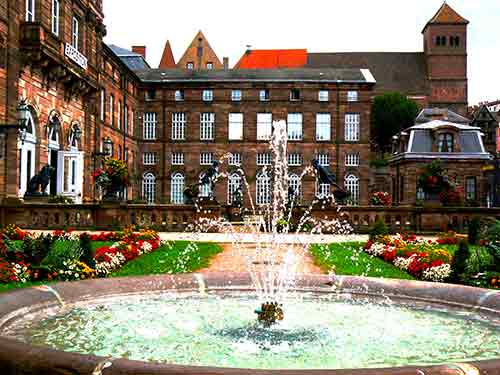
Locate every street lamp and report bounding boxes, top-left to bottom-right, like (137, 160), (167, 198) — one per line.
(0, 100), (30, 158)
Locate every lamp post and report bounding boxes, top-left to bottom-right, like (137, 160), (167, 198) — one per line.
(91, 137), (112, 201)
(0, 100), (30, 158)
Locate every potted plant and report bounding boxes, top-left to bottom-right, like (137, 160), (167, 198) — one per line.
(370, 191), (392, 206)
(93, 158), (130, 201)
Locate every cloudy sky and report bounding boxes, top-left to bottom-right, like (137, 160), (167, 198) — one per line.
(103, 0), (499, 106)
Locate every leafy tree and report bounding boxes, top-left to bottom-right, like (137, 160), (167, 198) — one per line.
(369, 218), (389, 240)
(371, 93), (419, 153)
(450, 240), (470, 282)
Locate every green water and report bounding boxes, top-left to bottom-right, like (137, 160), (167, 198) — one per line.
(4, 292), (500, 369)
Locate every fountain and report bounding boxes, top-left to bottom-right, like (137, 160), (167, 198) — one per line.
(1, 121), (500, 374)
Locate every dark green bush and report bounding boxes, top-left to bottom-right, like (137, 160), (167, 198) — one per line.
(79, 233), (95, 268)
(369, 218), (389, 240)
(468, 217), (481, 245)
(451, 240), (470, 282)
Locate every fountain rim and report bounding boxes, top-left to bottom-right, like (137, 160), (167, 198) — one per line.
(0, 273), (499, 375)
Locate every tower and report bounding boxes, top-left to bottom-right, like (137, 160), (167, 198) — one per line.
(422, 2), (469, 115)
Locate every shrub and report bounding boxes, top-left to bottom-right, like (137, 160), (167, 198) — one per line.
(468, 217), (481, 245)
(369, 218), (389, 240)
(41, 239), (83, 271)
(48, 195), (75, 204)
(79, 233), (96, 268)
(450, 240), (470, 282)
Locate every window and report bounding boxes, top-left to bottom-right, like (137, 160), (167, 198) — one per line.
(72, 17), (79, 49)
(143, 112), (157, 140)
(130, 110), (134, 136)
(417, 186), (425, 201)
(256, 172), (271, 205)
(290, 89), (300, 101)
(124, 105), (128, 133)
(100, 90), (105, 122)
(228, 153), (241, 166)
(345, 114), (360, 141)
(19, 110), (36, 197)
(118, 145), (122, 160)
(466, 177), (476, 201)
(231, 90), (242, 101)
(345, 153), (360, 167)
(287, 113), (303, 141)
(145, 90), (156, 101)
(257, 113), (272, 140)
(316, 113), (331, 141)
(259, 89), (270, 101)
(175, 90), (184, 101)
(199, 174), (211, 197)
(202, 90), (213, 102)
(171, 173), (185, 204)
(347, 91), (358, 102)
(450, 36), (460, 47)
(257, 153), (272, 166)
(26, 0), (35, 22)
(436, 35), (447, 46)
(228, 113), (243, 140)
(143, 173), (156, 204)
(319, 90), (329, 102)
(200, 152), (214, 165)
(171, 152), (184, 165)
(345, 174), (360, 205)
(117, 101), (121, 129)
(51, 0), (60, 35)
(288, 153), (303, 166)
(186, 62), (194, 70)
(289, 174), (302, 203)
(143, 152), (157, 165)
(227, 174), (242, 205)
(124, 147), (128, 162)
(109, 95), (114, 126)
(172, 112), (186, 140)
(317, 153), (330, 166)
(316, 180), (330, 199)
(200, 113), (215, 141)
(206, 62), (213, 70)
(438, 133), (454, 152)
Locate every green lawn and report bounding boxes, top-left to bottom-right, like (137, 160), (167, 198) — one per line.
(112, 241), (222, 277)
(310, 242), (415, 280)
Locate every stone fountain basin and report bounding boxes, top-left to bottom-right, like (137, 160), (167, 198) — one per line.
(0, 273), (499, 375)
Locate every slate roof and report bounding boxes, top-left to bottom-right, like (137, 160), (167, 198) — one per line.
(107, 44), (150, 70)
(306, 52), (428, 94)
(235, 49), (308, 69)
(415, 108), (470, 124)
(136, 68), (376, 83)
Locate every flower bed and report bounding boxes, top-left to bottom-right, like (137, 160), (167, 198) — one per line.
(0, 225), (161, 285)
(364, 234), (452, 282)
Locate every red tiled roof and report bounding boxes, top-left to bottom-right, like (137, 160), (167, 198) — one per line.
(159, 40), (176, 69)
(423, 2), (468, 31)
(234, 49), (307, 69)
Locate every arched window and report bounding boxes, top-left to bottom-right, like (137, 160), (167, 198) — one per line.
(316, 180), (330, 199)
(171, 173), (185, 204)
(199, 173), (211, 197)
(436, 35), (447, 46)
(289, 173), (302, 204)
(438, 133), (454, 152)
(142, 173), (156, 204)
(256, 171), (271, 205)
(227, 173), (242, 205)
(345, 174), (360, 205)
(450, 36), (460, 47)
(19, 109), (37, 197)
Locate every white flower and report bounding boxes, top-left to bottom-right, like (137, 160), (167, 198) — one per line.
(422, 264), (451, 282)
(393, 256), (416, 271)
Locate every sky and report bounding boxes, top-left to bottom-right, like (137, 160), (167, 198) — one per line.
(103, 0), (500, 106)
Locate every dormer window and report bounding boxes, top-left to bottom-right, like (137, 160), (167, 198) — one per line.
(186, 62), (194, 70)
(206, 62), (213, 70)
(438, 133), (454, 152)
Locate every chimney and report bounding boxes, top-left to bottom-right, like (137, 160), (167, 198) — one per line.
(223, 57), (229, 70)
(132, 45), (146, 59)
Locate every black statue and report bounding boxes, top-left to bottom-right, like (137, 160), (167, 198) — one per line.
(183, 161), (221, 203)
(311, 159), (350, 202)
(232, 188), (243, 208)
(25, 165), (55, 197)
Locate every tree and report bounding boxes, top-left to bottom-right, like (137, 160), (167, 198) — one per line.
(371, 93), (419, 153)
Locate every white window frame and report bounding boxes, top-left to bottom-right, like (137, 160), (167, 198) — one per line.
(287, 153), (303, 166)
(117, 101), (121, 130)
(206, 62), (213, 70)
(175, 90), (184, 101)
(345, 153), (360, 167)
(257, 113), (272, 141)
(228, 113), (243, 141)
(345, 113), (360, 142)
(317, 154), (330, 166)
(51, 0), (60, 36)
(143, 173), (156, 204)
(72, 17), (79, 50)
(319, 90), (329, 102)
(316, 181), (330, 199)
(465, 177), (476, 201)
(143, 152), (157, 165)
(227, 173), (242, 205)
(172, 112), (186, 141)
(202, 90), (213, 102)
(256, 172), (271, 205)
(26, 0), (35, 22)
(100, 90), (105, 122)
(143, 112), (157, 140)
(259, 90), (270, 102)
(186, 62), (194, 70)
(199, 173), (212, 197)
(109, 95), (114, 126)
(231, 90), (242, 101)
(171, 173), (185, 204)
(257, 153), (272, 166)
(228, 152), (241, 166)
(171, 152), (184, 165)
(200, 152), (214, 165)
(345, 174), (360, 205)
(347, 91), (358, 102)
(200, 113), (215, 141)
(124, 105), (129, 133)
(287, 113), (303, 141)
(289, 173), (302, 202)
(316, 113), (331, 141)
